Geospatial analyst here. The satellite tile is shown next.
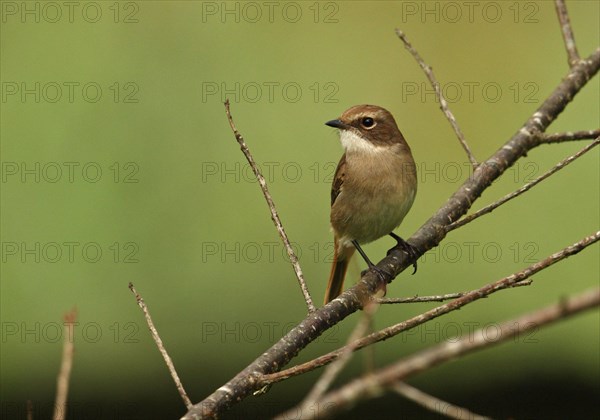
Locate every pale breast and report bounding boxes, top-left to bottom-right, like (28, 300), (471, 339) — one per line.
(331, 148), (416, 245)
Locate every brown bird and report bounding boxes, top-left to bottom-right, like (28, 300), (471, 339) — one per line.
(324, 104), (418, 304)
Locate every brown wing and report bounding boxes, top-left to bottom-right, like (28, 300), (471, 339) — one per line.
(331, 153), (346, 207)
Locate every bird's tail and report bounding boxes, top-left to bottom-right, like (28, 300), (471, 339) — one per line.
(324, 240), (355, 304)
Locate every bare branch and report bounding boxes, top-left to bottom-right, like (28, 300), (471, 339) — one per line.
(53, 308), (77, 420)
(378, 292), (467, 304)
(447, 139), (599, 231)
(555, 0), (580, 66)
(391, 382), (491, 420)
(26, 400), (33, 420)
(395, 29), (478, 168)
(540, 129), (600, 144)
(260, 232), (599, 385)
(286, 303), (379, 419)
(129, 282), (192, 409)
(287, 287), (600, 419)
(223, 100), (316, 313)
(376, 280), (532, 304)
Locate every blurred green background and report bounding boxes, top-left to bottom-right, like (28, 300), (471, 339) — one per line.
(1, 1), (599, 419)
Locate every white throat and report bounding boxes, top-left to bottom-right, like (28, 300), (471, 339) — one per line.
(339, 129), (386, 155)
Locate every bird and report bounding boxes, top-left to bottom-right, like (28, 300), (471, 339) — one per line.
(324, 104), (418, 304)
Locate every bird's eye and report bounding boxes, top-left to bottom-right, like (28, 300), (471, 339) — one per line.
(361, 117), (375, 128)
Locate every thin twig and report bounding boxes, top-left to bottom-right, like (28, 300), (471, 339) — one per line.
(128, 282), (192, 409)
(223, 100), (316, 313)
(395, 29), (478, 169)
(391, 382), (491, 420)
(26, 400), (33, 420)
(53, 307), (77, 420)
(377, 280), (532, 304)
(447, 139), (599, 231)
(279, 287), (600, 419)
(291, 303), (378, 417)
(362, 312), (377, 374)
(555, 0), (580, 66)
(540, 129), (600, 144)
(259, 231), (599, 385)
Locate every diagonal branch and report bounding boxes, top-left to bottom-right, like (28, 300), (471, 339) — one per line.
(391, 382), (491, 420)
(406, 48), (599, 260)
(288, 303), (379, 419)
(447, 138), (599, 232)
(555, 0), (580, 66)
(259, 231), (599, 385)
(540, 128), (600, 144)
(129, 282), (193, 409)
(224, 100), (316, 313)
(395, 29), (478, 169)
(277, 287), (600, 419)
(182, 47), (600, 420)
(376, 279), (531, 304)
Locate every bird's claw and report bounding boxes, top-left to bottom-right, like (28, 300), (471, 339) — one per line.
(387, 234), (419, 274)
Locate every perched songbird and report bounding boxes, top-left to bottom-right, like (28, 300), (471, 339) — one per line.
(324, 104), (418, 304)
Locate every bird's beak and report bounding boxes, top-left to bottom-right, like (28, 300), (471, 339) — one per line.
(325, 119), (348, 129)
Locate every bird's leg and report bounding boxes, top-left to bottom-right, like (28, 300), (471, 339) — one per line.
(351, 240), (392, 287)
(388, 232), (419, 274)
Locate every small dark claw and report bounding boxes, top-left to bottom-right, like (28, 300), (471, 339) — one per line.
(371, 265), (393, 282)
(359, 266), (389, 298)
(388, 233), (419, 274)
